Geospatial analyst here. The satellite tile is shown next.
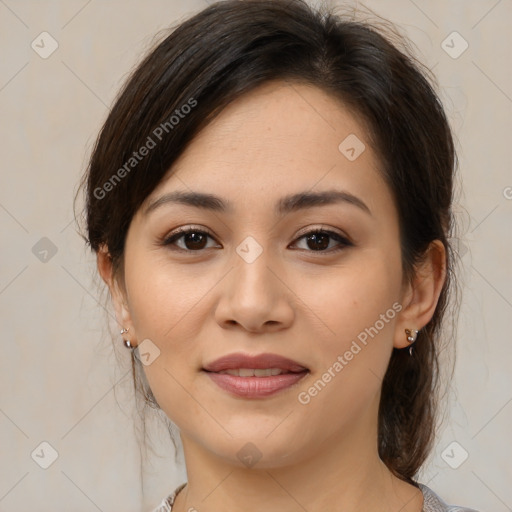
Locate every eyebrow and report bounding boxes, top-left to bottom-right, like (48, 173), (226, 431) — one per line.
(143, 189), (372, 217)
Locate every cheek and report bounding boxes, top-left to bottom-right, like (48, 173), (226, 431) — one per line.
(123, 252), (207, 423)
(124, 251), (211, 341)
(294, 260), (400, 429)
(305, 249), (402, 349)
(297, 252), (402, 418)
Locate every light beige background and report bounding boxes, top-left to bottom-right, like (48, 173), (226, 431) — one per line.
(0, 0), (511, 511)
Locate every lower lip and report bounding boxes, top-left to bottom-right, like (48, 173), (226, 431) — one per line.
(204, 371), (309, 398)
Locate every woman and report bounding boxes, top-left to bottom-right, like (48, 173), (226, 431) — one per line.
(78, 0), (480, 510)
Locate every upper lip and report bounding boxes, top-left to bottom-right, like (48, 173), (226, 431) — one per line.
(203, 352), (308, 373)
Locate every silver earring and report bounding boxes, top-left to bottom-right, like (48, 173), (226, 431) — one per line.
(405, 328), (419, 356)
(120, 327), (133, 349)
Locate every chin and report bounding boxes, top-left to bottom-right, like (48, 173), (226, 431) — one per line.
(202, 429), (311, 470)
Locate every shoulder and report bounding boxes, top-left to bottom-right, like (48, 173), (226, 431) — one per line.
(151, 482), (187, 512)
(418, 483), (482, 512)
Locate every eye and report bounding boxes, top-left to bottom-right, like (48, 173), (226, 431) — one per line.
(291, 228), (352, 253)
(162, 226), (220, 252)
(161, 226), (352, 253)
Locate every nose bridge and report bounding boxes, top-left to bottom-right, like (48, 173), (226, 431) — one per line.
(214, 233), (294, 331)
(232, 234), (276, 303)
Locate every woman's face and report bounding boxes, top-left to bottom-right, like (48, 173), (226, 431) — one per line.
(114, 81), (413, 467)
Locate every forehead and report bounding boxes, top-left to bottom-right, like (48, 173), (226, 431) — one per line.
(145, 81), (390, 216)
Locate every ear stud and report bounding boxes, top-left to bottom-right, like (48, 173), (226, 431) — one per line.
(120, 327), (134, 349)
(405, 328), (419, 356)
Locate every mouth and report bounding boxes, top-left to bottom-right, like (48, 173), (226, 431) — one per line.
(202, 352), (309, 398)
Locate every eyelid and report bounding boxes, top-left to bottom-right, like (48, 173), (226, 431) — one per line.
(166, 224), (215, 237)
(294, 224), (351, 242)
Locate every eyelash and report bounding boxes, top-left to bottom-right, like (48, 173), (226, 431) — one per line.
(161, 225), (353, 254)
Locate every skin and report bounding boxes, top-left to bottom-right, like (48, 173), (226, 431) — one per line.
(98, 80), (446, 512)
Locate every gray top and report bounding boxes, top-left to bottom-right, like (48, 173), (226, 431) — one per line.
(152, 482), (481, 512)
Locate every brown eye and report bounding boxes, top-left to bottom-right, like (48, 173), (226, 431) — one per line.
(292, 229), (352, 253)
(162, 227), (352, 254)
(305, 232), (330, 251)
(181, 231), (208, 250)
(163, 228), (219, 252)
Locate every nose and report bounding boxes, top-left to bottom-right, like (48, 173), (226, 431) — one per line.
(214, 246), (295, 333)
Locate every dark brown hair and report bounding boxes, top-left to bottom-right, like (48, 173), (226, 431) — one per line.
(76, 0), (459, 484)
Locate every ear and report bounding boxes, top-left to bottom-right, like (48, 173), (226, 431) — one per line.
(97, 244), (137, 347)
(393, 240), (447, 349)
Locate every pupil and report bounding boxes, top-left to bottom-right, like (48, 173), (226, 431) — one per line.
(185, 232), (206, 250)
(307, 233), (328, 250)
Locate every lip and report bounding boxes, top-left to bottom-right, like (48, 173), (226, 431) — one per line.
(203, 352), (308, 373)
(205, 371), (308, 398)
(202, 352), (309, 399)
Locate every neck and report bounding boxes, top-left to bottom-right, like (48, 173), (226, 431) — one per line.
(172, 394), (423, 512)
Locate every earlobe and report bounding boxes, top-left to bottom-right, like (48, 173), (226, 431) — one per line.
(393, 240), (446, 350)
